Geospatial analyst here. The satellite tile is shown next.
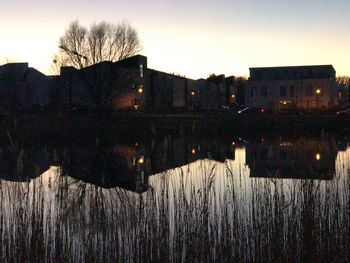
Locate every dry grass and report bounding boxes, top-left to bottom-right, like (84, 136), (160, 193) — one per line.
(0, 151), (349, 262)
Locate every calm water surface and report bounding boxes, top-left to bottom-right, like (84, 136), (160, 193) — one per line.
(0, 132), (349, 262)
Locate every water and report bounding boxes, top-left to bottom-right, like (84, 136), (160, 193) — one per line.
(0, 132), (349, 262)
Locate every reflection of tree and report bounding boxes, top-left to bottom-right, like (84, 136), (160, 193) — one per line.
(0, 139), (350, 261)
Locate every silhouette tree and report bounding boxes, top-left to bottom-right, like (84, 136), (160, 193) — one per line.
(56, 20), (142, 112)
(57, 20), (142, 69)
(336, 76), (350, 103)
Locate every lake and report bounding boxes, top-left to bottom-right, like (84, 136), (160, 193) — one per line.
(0, 130), (349, 262)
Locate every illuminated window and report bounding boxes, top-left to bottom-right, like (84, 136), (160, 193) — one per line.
(140, 64), (143, 78)
(138, 85), (144, 93)
(191, 91), (196, 96)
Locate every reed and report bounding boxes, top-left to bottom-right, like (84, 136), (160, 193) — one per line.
(0, 151), (349, 262)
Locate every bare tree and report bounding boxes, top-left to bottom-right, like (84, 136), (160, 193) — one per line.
(336, 76), (350, 87)
(55, 20), (142, 112)
(57, 20), (142, 69)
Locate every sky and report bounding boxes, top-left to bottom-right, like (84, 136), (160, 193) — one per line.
(1, 0), (350, 79)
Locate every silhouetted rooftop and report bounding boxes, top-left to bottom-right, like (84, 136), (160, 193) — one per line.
(249, 65), (336, 81)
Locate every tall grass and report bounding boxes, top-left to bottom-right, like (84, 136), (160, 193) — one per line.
(0, 147), (349, 262)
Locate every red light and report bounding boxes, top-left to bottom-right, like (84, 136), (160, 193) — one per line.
(260, 108), (265, 113)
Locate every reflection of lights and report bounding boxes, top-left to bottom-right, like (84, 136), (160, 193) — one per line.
(134, 105), (139, 110)
(138, 156), (144, 164)
(316, 89), (321, 95)
(135, 142), (138, 146)
(191, 148), (196, 155)
(191, 91), (196, 96)
(280, 100), (291, 105)
(279, 142), (292, 147)
(232, 141), (235, 146)
(231, 94), (235, 98)
(315, 153), (321, 161)
(260, 108), (265, 113)
(261, 138), (264, 142)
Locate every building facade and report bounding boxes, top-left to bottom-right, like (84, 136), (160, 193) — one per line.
(0, 63), (51, 112)
(56, 55), (233, 113)
(246, 65), (337, 112)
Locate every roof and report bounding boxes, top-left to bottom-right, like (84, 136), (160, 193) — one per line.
(249, 65), (336, 81)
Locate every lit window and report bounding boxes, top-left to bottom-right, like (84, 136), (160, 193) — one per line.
(191, 91), (196, 96)
(138, 85), (144, 93)
(140, 64), (143, 78)
(315, 89), (321, 95)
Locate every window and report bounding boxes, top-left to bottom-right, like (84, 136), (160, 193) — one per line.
(306, 85), (313, 96)
(290, 86), (294, 97)
(280, 86), (287, 97)
(260, 86), (267, 97)
(140, 64), (144, 78)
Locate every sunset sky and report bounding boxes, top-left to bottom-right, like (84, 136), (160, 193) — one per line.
(1, 0), (349, 79)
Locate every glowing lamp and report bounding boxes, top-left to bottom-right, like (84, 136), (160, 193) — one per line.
(316, 89), (321, 95)
(138, 87), (143, 93)
(260, 108), (265, 113)
(138, 156), (144, 164)
(191, 91), (196, 96)
(191, 148), (196, 155)
(315, 153), (321, 161)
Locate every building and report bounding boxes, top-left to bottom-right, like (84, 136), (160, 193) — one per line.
(246, 65), (337, 112)
(56, 55), (230, 113)
(0, 63), (51, 112)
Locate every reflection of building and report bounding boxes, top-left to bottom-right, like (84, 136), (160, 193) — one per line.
(0, 133), (236, 192)
(63, 143), (150, 193)
(246, 65), (337, 112)
(149, 135), (235, 174)
(0, 144), (51, 182)
(246, 138), (336, 180)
